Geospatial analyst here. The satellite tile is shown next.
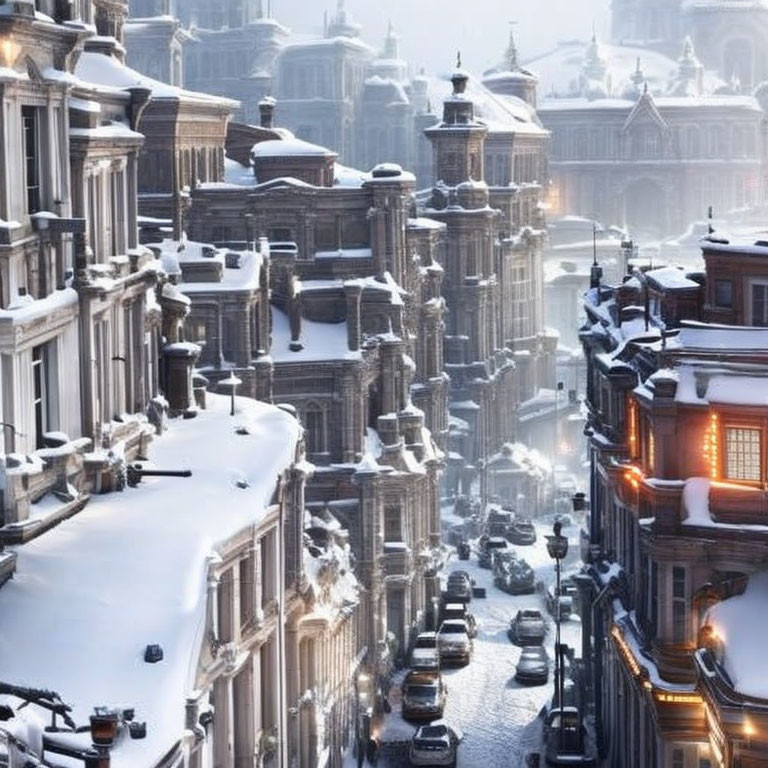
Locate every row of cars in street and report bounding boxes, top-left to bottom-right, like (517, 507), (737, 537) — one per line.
(404, 569), (476, 766)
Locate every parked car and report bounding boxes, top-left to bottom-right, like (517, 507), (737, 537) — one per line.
(515, 645), (549, 686)
(508, 517), (537, 545)
(437, 620), (472, 665)
(546, 586), (574, 621)
(401, 670), (447, 721)
(508, 609), (547, 646)
(543, 707), (591, 766)
(411, 632), (441, 672)
(492, 549), (517, 574)
(445, 572), (472, 603)
(441, 602), (478, 639)
(409, 722), (462, 767)
(497, 558), (536, 595)
(478, 536), (508, 568)
(485, 507), (513, 538)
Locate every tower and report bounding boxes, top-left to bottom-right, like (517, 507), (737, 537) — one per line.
(424, 60), (487, 186)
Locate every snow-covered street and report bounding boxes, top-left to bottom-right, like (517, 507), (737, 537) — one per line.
(376, 514), (584, 767)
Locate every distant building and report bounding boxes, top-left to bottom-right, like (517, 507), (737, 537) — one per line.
(530, 35), (765, 237)
(612, 0), (768, 88)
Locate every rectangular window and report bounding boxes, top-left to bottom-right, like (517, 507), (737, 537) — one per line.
(384, 505), (402, 542)
(751, 283), (768, 326)
(672, 566), (687, 644)
(725, 426), (762, 482)
(238, 556), (253, 629)
(32, 345), (46, 449)
(714, 279), (732, 308)
(22, 106), (41, 214)
(32, 342), (57, 449)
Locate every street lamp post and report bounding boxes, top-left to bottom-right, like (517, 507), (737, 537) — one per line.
(546, 520), (569, 755)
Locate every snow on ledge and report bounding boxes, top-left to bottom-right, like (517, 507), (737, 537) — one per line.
(0, 394), (301, 767)
(707, 571), (768, 700)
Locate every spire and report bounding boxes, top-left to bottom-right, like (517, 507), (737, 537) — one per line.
(506, 21), (519, 71)
(383, 19), (399, 59)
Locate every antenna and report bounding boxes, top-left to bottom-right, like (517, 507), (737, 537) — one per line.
(456, 50), (462, 70)
(708, 205), (714, 235)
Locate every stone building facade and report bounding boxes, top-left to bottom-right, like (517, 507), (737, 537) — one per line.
(176, 126), (448, 765)
(612, 0), (768, 88)
(578, 231), (768, 767)
(0, 0), (176, 547)
(420, 66), (555, 494)
(534, 35), (765, 238)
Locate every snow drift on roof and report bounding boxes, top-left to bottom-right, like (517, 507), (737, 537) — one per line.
(0, 395), (300, 767)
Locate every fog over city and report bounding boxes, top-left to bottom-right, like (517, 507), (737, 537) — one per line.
(274, 0), (611, 72)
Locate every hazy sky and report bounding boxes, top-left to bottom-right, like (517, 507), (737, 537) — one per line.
(270, 0), (611, 74)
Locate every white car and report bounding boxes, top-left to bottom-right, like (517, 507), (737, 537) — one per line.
(409, 722), (462, 767)
(437, 619), (472, 665)
(411, 631), (441, 671)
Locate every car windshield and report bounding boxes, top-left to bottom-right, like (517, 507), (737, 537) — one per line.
(420, 725), (448, 739)
(415, 635), (436, 649)
(441, 623), (465, 634)
(407, 684), (438, 701)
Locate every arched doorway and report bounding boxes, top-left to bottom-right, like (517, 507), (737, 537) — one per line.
(623, 177), (668, 238)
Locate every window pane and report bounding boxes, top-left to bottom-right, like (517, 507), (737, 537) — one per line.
(714, 279), (732, 308)
(752, 284), (768, 326)
(725, 427), (762, 481)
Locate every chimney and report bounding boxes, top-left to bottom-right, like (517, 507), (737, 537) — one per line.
(345, 283), (362, 352)
(259, 96), (276, 130)
(289, 293), (303, 352)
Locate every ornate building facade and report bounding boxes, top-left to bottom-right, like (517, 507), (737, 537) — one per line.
(579, 230), (768, 767)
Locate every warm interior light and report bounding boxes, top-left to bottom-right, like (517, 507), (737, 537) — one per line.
(744, 717), (756, 738)
(611, 625), (642, 677)
(0, 38), (19, 68)
(628, 398), (638, 458)
(702, 411), (719, 479)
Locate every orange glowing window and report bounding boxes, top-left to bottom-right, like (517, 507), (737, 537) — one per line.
(724, 427), (761, 482)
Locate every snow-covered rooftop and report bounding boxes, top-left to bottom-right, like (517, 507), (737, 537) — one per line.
(252, 138), (336, 159)
(270, 305), (360, 363)
(0, 394), (301, 767)
(75, 51), (237, 108)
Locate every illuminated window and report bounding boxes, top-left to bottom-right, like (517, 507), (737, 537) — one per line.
(725, 427), (762, 482)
